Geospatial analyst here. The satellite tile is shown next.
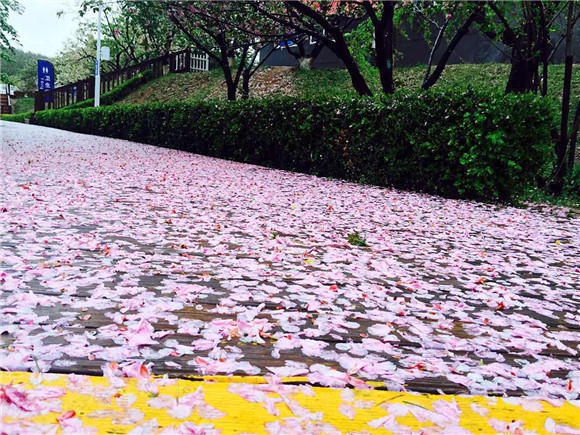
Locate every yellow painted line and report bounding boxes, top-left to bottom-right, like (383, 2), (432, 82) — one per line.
(1, 371), (579, 434)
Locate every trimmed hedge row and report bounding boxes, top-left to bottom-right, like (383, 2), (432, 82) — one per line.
(33, 90), (555, 201)
(64, 70), (155, 110)
(0, 112), (31, 123)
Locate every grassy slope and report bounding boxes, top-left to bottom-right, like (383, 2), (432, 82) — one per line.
(119, 63), (580, 104)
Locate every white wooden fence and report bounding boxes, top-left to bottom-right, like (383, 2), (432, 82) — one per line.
(191, 53), (209, 72)
(170, 50), (209, 73)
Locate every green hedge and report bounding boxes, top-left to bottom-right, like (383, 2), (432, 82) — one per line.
(0, 112), (32, 123)
(63, 70), (155, 110)
(33, 90), (555, 201)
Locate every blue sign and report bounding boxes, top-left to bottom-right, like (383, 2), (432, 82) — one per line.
(94, 59), (99, 76)
(37, 60), (54, 92)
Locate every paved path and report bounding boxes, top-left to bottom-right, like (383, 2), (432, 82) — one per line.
(1, 121), (579, 433)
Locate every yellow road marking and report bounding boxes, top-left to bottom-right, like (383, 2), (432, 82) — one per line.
(1, 371), (578, 434)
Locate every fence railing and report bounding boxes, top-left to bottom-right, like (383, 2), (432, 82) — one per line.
(35, 49), (210, 112)
(169, 49), (210, 73)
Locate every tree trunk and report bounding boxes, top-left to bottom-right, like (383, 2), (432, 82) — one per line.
(287, 38), (306, 61)
(537, 1), (549, 97)
(553, 1), (575, 191)
(374, 1), (395, 94)
(284, 1), (372, 97)
(222, 57), (237, 101)
(423, 6), (482, 91)
(310, 41), (324, 63)
(299, 57), (313, 70)
(344, 54), (372, 96)
(331, 35), (372, 96)
(297, 40), (324, 70)
(568, 102), (580, 172)
(541, 60), (548, 96)
(505, 55), (536, 94)
(552, 54), (572, 190)
(384, 10), (395, 95)
(241, 71), (250, 99)
(226, 80), (237, 101)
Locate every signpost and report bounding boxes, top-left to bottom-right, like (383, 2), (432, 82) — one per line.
(94, 3), (103, 107)
(101, 46), (110, 62)
(37, 60), (54, 99)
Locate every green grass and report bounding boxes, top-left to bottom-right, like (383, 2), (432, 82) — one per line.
(532, 164), (580, 209)
(119, 69), (226, 105)
(519, 184), (580, 210)
(13, 97), (34, 114)
(118, 63), (580, 104)
(296, 63), (580, 101)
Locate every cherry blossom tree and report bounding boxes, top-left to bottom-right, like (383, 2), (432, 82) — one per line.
(79, 0), (182, 68)
(163, 1), (283, 100)
(251, 0), (374, 96)
(252, 0), (410, 96)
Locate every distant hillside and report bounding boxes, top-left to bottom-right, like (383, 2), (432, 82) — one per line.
(2, 49), (52, 91)
(117, 64), (579, 104)
(2, 49), (50, 76)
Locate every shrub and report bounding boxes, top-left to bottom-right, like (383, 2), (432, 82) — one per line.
(0, 112), (32, 123)
(62, 70), (156, 110)
(33, 89), (555, 201)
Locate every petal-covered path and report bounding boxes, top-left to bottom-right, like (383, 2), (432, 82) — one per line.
(1, 121), (579, 433)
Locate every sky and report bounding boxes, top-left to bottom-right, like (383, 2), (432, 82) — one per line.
(8, 0), (87, 57)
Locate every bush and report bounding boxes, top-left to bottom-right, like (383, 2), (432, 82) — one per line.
(0, 112), (32, 123)
(33, 89), (555, 201)
(62, 70), (156, 110)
